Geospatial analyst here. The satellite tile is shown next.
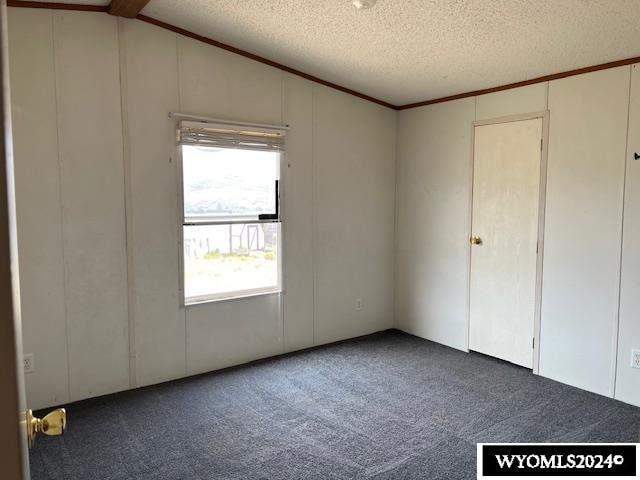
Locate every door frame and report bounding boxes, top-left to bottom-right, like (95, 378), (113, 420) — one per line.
(466, 110), (550, 374)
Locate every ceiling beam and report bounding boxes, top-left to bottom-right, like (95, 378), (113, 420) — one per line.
(108, 0), (151, 18)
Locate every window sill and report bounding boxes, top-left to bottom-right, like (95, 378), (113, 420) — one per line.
(184, 288), (282, 307)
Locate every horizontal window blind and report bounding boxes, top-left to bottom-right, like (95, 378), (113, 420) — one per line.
(178, 120), (286, 152)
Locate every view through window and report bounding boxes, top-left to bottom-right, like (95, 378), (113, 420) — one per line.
(182, 145), (280, 302)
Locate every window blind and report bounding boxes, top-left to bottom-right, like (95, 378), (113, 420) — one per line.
(178, 120), (286, 152)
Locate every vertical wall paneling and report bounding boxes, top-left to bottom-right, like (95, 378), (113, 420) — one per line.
(177, 37), (236, 121)
(476, 83), (548, 121)
(119, 17), (136, 390)
(9, 7), (397, 408)
(177, 35), (282, 125)
(282, 73), (314, 352)
(53, 11), (130, 400)
(395, 98), (475, 351)
(120, 18), (185, 387)
(11, 6), (640, 409)
(186, 295), (283, 375)
(615, 63), (640, 407)
(540, 67), (630, 396)
(8, 8), (70, 410)
(178, 32), (285, 375)
(313, 85), (396, 345)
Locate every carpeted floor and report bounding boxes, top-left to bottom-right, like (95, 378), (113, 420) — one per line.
(30, 329), (640, 480)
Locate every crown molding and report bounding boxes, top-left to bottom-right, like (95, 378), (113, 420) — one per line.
(7, 1), (107, 12)
(397, 56), (640, 110)
(135, 14), (396, 109)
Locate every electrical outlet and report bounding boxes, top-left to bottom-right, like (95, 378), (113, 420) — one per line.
(631, 349), (640, 369)
(355, 298), (363, 311)
(23, 353), (35, 374)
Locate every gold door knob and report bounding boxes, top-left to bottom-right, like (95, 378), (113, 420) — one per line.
(470, 236), (482, 245)
(26, 408), (67, 448)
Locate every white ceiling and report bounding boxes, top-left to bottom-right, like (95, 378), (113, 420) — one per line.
(46, 0), (640, 106)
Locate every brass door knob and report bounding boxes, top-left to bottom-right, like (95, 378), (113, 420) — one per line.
(26, 408), (66, 448)
(470, 236), (482, 245)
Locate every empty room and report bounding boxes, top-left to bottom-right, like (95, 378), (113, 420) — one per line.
(1, 0), (640, 479)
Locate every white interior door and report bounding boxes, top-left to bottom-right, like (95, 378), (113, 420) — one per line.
(469, 118), (543, 368)
(1, 1), (30, 477)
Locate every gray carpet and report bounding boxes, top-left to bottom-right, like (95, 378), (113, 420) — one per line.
(30, 329), (640, 480)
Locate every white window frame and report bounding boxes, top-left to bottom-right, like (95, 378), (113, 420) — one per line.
(173, 114), (287, 306)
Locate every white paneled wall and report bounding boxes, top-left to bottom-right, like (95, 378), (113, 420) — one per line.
(9, 8), (69, 409)
(177, 35), (283, 125)
(616, 63), (640, 406)
(53, 12), (130, 401)
(475, 83), (547, 121)
(119, 19), (184, 388)
(8, 8), (395, 409)
(186, 294), (283, 375)
(395, 98), (475, 351)
(313, 86), (396, 345)
(9, 7), (640, 411)
(540, 67), (629, 396)
(281, 73), (314, 352)
(176, 32), (286, 376)
(396, 69), (639, 406)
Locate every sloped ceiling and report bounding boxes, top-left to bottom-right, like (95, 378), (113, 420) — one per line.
(35, 0), (640, 106)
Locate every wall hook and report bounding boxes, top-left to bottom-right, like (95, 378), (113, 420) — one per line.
(634, 152), (640, 160)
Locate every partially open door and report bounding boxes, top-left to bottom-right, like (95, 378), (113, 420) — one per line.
(0, 4), (69, 478)
(0, 0), (29, 477)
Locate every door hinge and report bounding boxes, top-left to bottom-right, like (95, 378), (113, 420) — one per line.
(536, 242), (539, 254)
(540, 138), (543, 151)
(533, 337), (535, 349)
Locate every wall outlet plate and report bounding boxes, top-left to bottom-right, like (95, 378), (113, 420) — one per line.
(632, 349), (640, 369)
(23, 353), (35, 374)
(355, 298), (363, 311)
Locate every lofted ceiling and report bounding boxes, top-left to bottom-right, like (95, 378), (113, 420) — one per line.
(34, 0), (640, 106)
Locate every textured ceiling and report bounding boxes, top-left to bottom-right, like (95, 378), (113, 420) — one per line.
(46, 0), (640, 106)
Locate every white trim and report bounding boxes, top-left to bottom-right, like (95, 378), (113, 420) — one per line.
(181, 221), (282, 304)
(463, 101), (476, 354)
(183, 219), (280, 226)
(611, 66), (633, 398)
(467, 110), (550, 374)
(277, 151), (286, 297)
(176, 138), (186, 308)
(473, 110), (549, 127)
(534, 111), (550, 375)
(175, 132), (284, 307)
(185, 287), (282, 306)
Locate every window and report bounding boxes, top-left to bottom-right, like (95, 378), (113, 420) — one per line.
(178, 120), (285, 304)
